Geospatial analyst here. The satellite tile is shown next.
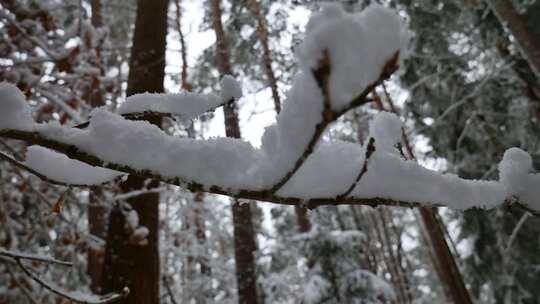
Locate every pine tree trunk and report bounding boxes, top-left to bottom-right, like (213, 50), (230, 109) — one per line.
(490, 0), (540, 78)
(101, 0), (168, 303)
(209, 1), (259, 303)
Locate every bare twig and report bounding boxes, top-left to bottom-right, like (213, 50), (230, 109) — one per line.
(162, 276), (179, 304)
(16, 259), (129, 304)
(336, 137), (376, 200)
(506, 211), (531, 252)
(0, 248), (72, 266)
(0, 248), (128, 303)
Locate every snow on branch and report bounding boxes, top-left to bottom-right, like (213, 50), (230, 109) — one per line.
(75, 75), (241, 129)
(0, 248), (129, 303)
(0, 4), (539, 215)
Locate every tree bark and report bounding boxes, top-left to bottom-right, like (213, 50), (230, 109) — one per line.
(101, 0), (168, 303)
(174, 0), (192, 92)
(246, 0), (281, 114)
(419, 208), (472, 304)
(210, 1), (259, 303)
(490, 0), (540, 78)
(87, 0), (106, 293)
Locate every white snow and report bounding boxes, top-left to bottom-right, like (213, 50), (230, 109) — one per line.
(369, 111), (403, 152)
(260, 72), (324, 184)
(24, 145), (122, 185)
(297, 4), (409, 110)
(499, 148), (540, 211)
(220, 75), (243, 101)
(352, 152), (507, 210)
(116, 75), (242, 119)
(125, 210), (139, 233)
(37, 109), (266, 190)
(349, 112), (507, 210)
(0, 82), (34, 131)
(117, 91), (222, 120)
(129, 226), (149, 246)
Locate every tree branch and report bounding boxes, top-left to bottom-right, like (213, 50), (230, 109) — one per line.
(0, 127), (538, 214)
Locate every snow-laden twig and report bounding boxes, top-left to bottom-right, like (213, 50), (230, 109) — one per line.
(112, 186), (169, 201)
(0, 150), (91, 187)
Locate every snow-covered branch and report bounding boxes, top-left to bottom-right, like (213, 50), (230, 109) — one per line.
(0, 4), (539, 216)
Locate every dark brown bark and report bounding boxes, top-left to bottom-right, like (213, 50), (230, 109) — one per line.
(194, 192), (211, 276)
(246, 0), (281, 114)
(87, 0), (106, 293)
(90, 0), (103, 28)
(419, 208), (472, 304)
(209, 1), (259, 303)
(294, 205), (311, 233)
(88, 187), (107, 293)
(101, 0), (168, 303)
(174, 0), (191, 92)
(490, 0), (540, 77)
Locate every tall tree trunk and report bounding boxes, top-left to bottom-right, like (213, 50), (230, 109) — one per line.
(419, 208), (472, 304)
(377, 89), (473, 304)
(101, 0), (168, 303)
(489, 0), (540, 78)
(87, 0), (106, 293)
(209, 1), (259, 303)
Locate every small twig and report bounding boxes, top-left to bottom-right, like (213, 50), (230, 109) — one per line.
(162, 276), (179, 304)
(506, 211), (531, 252)
(336, 137), (376, 200)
